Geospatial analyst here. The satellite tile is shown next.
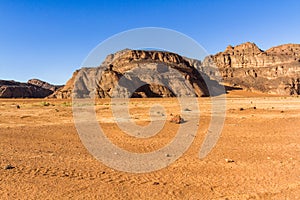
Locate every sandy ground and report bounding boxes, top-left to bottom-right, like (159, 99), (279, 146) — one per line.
(0, 90), (299, 199)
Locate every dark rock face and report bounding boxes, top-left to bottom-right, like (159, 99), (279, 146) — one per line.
(206, 42), (300, 95)
(0, 79), (61, 98)
(51, 50), (223, 99)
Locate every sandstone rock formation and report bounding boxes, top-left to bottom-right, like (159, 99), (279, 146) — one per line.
(51, 42), (300, 99)
(51, 49), (223, 99)
(205, 42), (300, 95)
(27, 79), (62, 92)
(48, 70), (79, 99)
(0, 79), (61, 98)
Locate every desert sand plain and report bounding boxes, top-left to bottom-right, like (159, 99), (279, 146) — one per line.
(0, 90), (299, 199)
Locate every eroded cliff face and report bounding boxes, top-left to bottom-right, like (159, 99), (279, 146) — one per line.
(51, 49), (222, 99)
(48, 70), (80, 99)
(51, 42), (300, 99)
(27, 79), (62, 92)
(208, 42), (300, 95)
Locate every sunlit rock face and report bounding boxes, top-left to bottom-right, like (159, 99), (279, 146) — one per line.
(207, 42), (300, 95)
(51, 42), (300, 99)
(51, 49), (222, 99)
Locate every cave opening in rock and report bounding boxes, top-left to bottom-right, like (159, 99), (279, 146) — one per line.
(130, 84), (176, 98)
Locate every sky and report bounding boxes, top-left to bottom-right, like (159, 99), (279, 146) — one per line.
(0, 0), (300, 84)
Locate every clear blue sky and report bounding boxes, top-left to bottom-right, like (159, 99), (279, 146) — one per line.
(1, 0), (299, 84)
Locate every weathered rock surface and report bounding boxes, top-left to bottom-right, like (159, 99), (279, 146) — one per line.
(205, 42), (300, 95)
(51, 42), (300, 98)
(51, 49), (223, 99)
(48, 70), (79, 99)
(27, 79), (62, 92)
(0, 79), (61, 98)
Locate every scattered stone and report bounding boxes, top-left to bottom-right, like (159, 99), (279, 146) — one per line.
(16, 105), (20, 109)
(153, 182), (160, 185)
(41, 101), (50, 106)
(20, 115), (30, 119)
(4, 164), (15, 170)
(239, 108), (244, 111)
(170, 114), (184, 124)
(225, 158), (234, 163)
(165, 154), (171, 157)
(253, 106), (256, 109)
(184, 108), (191, 111)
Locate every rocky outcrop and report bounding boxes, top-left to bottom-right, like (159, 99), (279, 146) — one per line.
(27, 79), (62, 92)
(48, 70), (79, 99)
(205, 42), (300, 95)
(0, 79), (61, 98)
(51, 49), (223, 99)
(51, 42), (300, 98)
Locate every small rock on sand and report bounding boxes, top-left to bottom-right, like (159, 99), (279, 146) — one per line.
(225, 159), (234, 163)
(4, 164), (15, 170)
(170, 114), (184, 124)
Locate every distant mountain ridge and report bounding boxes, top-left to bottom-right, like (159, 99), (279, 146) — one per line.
(0, 79), (62, 98)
